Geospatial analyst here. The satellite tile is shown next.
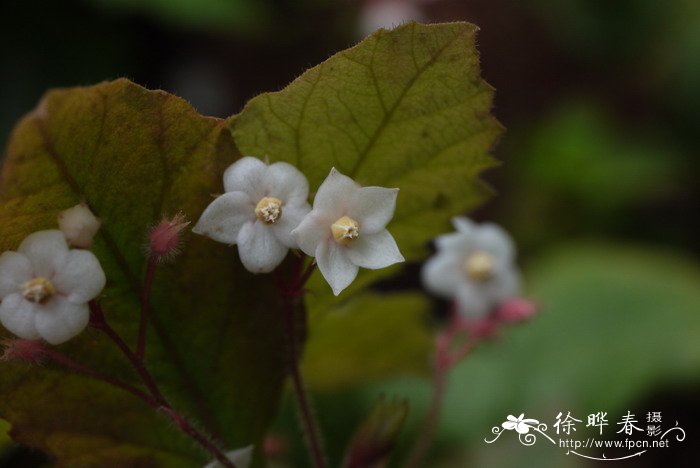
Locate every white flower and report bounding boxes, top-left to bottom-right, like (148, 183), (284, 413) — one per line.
(0, 230), (106, 345)
(421, 217), (520, 318)
(57, 203), (101, 248)
(192, 157), (311, 274)
(292, 168), (404, 295)
(204, 445), (253, 468)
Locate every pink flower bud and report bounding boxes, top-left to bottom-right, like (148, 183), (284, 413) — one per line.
(148, 213), (190, 259)
(1, 338), (47, 363)
(495, 298), (538, 323)
(58, 203), (101, 248)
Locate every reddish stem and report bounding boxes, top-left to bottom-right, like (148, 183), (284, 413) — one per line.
(43, 348), (157, 406)
(276, 260), (326, 468)
(403, 359), (448, 468)
(404, 313), (479, 468)
(137, 255), (158, 360)
(88, 301), (235, 468)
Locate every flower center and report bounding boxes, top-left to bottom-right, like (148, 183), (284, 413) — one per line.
(331, 216), (360, 245)
(255, 197), (283, 224)
(22, 277), (56, 304)
(464, 250), (495, 282)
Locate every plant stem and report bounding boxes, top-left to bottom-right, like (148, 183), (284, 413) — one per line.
(403, 340), (449, 468)
(404, 320), (478, 468)
(137, 255), (158, 360)
(43, 348), (157, 406)
(277, 260), (326, 468)
(88, 301), (235, 468)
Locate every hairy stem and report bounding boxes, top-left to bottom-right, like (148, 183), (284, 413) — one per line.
(43, 348), (157, 406)
(88, 301), (235, 468)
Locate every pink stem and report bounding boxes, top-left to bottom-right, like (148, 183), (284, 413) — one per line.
(276, 259), (326, 468)
(404, 313), (479, 468)
(88, 301), (235, 468)
(403, 337), (450, 468)
(43, 348), (157, 406)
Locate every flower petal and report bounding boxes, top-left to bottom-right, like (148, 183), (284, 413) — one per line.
(0, 293), (40, 340)
(346, 230), (404, 269)
(316, 240), (358, 295)
(18, 230), (69, 278)
(268, 161), (310, 204)
(52, 250), (106, 303)
(348, 186), (398, 234)
(455, 282), (490, 318)
(0, 252), (33, 298)
(223, 156), (268, 200)
(452, 216), (476, 234)
(271, 201), (311, 248)
(237, 221), (289, 273)
(193, 192), (255, 244)
(291, 211), (333, 257)
(502, 421), (517, 430)
(475, 223), (515, 261)
(421, 253), (462, 298)
(313, 168), (359, 215)
(34, 297), (89, 345)
(434, 231), (474, 253)
(485, 267), (520, 305)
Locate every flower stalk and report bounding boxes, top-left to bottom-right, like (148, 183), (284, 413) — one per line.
(88, 301), (236, 468)
(404, 311), (478, 468)
(276, 259), (326, 468)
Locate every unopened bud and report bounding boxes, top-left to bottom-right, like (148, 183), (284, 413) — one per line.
(58, 203), (101, 248)
(495, 298), (538, 323)
(1, 339), (47, 363)
(149, 213), (190, 259)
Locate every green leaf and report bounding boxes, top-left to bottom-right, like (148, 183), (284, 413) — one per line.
(230, 22), (501, 387)
(231, 21), (499, 264)
(0, 79), (287, 466)
(301, 293), (433, 392)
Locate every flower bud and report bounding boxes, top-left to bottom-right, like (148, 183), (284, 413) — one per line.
(495, 298), (538, 323)
(149, 213), (190, 259)
(58, 203), (101, 248)
(1, 339), (47, 363)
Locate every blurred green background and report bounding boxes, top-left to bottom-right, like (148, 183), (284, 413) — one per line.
(1, 0), (698, 467)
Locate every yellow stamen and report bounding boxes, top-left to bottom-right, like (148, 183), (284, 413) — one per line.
(331, 216), (360, 245)
(464, 250), (494, 282)
(22, 277), (56, 304)
(255, 197), (283, 224)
